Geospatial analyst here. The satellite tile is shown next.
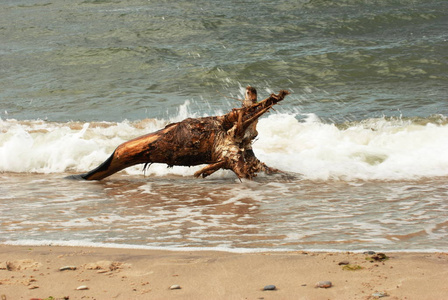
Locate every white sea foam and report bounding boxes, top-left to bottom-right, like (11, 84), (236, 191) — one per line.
(1, 111), (448, 180)
(3, 239), (445, 254)
(256, 113), (448, 180)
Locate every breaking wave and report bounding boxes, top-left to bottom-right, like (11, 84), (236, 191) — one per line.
(1, 109), (448, 181)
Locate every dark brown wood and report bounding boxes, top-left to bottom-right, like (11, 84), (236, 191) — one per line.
(74, 88), (290, 180)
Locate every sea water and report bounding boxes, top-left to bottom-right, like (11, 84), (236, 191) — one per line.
(1, 0), (447, 252)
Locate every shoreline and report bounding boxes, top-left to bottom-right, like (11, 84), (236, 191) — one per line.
(3, 241), (448, 254)
(1, 245), (447, 299)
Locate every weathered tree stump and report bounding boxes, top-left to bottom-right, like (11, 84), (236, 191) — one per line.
(74, 88), (290, 180)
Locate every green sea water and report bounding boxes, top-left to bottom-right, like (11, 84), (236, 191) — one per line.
(1, 0), (447, 252)
(1, 0), (446, 122)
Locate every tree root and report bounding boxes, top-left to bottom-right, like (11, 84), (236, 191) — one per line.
(75, 88), (290, 180)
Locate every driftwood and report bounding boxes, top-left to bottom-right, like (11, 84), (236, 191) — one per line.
(75, 88), (290, 180)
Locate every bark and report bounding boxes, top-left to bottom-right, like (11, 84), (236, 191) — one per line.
(74, 89), (290, 180)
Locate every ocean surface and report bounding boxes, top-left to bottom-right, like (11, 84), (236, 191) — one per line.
(1, 0), (447, 253)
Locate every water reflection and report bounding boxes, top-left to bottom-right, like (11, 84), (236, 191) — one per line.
(0, 173), (447, 251)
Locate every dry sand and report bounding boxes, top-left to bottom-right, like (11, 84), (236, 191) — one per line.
(0, 245), (447, 300)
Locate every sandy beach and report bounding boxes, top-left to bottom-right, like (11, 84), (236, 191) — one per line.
(0, 245), (447, 300)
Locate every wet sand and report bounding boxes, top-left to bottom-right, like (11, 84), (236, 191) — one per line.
(0, 245), (447, 300)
